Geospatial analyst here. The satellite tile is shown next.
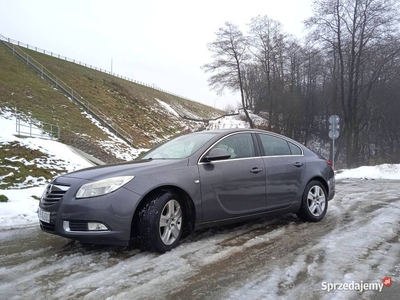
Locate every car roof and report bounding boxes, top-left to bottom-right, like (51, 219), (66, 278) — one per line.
(192, 128), (307, 150)
(193, 128), (293, 138)
(194, 128), (267, 134)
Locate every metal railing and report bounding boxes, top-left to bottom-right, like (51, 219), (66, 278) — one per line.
(16, 114), (60, 140)
(0, 34), (134, 146)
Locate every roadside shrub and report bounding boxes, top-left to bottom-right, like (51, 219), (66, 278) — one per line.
(0, 194), (8, 203)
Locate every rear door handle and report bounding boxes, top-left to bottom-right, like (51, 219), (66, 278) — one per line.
(250, 167), (263, 173)
(294, 162), (303, 167)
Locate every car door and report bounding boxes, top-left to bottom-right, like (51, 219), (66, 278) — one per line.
(258, 134), (306, 211)
(198, 132), (266, 222)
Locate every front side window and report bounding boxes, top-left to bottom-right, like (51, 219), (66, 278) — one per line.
(212, 133), (255, 159)
(259, 134), (301, 156)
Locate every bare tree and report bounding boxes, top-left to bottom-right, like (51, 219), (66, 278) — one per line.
(365, 39), (400, 163)
(306, 0), (400, 167)
(201, 2), (400, 166)
(203, 22), (254, 128)
(248, 15), (286, 130)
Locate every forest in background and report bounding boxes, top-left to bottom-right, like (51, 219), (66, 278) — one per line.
(204, 0), (400, 168)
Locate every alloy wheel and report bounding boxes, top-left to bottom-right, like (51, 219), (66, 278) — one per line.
(307, 185), (326, 217)
(159, 199), (182, 245)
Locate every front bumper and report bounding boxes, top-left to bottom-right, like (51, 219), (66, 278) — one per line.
(39, 177), (142, 246)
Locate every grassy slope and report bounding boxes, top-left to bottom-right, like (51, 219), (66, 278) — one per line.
(22, 47), (223, 146)
(0, 43), (224, 187)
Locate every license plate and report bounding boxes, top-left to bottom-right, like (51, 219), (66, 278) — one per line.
(38, 208), (50, 223)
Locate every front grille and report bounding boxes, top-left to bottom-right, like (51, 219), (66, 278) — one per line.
(40, 221), (55, 232)
(41, 184), (70, 206)
(69, 221), (87, 231)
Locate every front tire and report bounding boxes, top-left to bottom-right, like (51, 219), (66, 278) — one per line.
(297, 180), (328, 222)
(138, 190), (183, 253)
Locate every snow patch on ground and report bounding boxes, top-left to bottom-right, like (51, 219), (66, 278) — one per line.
(336, 164), (400, 180)
(207, 112), (268, 130)
(0, 110), (93, 176)
(81, 112), (147, 160)
(207, 115), (249, 129)
(0, 187), (44, 229)
(155, 98), (180, 117)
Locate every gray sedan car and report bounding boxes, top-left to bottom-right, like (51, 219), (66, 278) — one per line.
(38, 129), (335, 253)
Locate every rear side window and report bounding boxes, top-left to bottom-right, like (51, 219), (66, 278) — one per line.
(288, 142), (302, 155)
(259, 134), (301, 156)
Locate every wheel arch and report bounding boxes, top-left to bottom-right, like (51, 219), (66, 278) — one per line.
(306, 176), (329, 195)
(296, 176), (329, 222)
(130, 185), (196, 239)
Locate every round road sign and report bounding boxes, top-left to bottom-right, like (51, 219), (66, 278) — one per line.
(329, 115), (340, 124)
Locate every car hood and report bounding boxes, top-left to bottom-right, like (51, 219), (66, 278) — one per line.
(60, 159), (189, 181)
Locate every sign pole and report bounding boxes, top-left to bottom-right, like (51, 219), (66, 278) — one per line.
(332, 135), (335, 170)
(328, 115), (340, 170)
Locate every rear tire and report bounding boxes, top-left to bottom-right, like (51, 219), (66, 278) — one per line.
(138, 190), (183, 253)
(297, 180), (328, 222)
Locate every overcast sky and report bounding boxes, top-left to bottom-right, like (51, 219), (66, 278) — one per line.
(0, 0), (314, 109)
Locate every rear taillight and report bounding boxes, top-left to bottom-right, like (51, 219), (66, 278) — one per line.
(326, 160), (333, 167)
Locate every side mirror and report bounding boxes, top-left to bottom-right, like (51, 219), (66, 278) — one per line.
(204, 148), (231, 162)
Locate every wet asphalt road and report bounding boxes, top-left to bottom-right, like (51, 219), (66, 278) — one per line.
(0, 179), (399, 300)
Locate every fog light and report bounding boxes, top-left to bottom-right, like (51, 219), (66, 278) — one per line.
(88, 222), (108, 231)
(63, 220), (71, 231)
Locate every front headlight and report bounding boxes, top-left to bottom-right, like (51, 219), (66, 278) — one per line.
(76, 176), (134, 199)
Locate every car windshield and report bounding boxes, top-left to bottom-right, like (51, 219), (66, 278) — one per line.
(141, 132), (217, 159)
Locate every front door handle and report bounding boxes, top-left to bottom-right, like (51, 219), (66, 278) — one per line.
(250, 167), (263, 173)
(294, 162), (303, 167)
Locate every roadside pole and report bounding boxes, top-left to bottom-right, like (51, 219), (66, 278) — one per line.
(328, 115), (340, 169)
